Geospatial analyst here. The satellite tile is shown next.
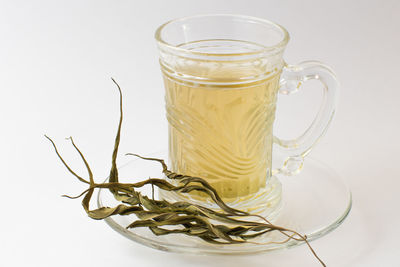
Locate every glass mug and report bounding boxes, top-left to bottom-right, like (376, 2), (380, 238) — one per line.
(155, 14), (338, 216)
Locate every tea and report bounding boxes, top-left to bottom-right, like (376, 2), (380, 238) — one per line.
(164, 66), (280, 199)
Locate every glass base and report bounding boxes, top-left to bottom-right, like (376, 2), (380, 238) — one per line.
(97, 157), (351, 255)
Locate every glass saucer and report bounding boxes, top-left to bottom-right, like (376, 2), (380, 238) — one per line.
(96, 156), (351, 255)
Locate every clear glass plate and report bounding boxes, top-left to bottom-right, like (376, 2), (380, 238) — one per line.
(97, 156), (351, 255)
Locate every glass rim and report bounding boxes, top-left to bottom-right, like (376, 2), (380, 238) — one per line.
(154, 14), (290, 57)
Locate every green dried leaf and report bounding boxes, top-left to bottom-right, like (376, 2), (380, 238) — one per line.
(87, 204), (143, 220)
(108, 77), (123, 199)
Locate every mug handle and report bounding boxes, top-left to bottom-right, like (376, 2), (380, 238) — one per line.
(273, 61), (339, 176)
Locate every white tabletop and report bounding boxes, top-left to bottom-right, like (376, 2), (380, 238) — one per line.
(1, 0), (399, 266)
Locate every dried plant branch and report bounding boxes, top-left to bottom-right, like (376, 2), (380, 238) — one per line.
(46, 78), (326, 267)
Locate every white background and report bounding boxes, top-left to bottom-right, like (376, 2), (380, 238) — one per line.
(1, 0), (399, 266)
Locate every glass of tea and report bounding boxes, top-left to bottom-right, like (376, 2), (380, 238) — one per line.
(155, 14), (338, 217)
